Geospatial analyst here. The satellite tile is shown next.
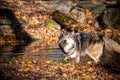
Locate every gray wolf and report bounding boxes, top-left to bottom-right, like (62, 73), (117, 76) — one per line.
(59, 32), (120, 63)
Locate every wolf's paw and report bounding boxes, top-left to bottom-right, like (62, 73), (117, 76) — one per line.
(94, 60), (102, 66)
(95, 59), (101, 64)
(64, 57), (69, 60)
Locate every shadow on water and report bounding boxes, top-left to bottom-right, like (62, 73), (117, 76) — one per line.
(0, 40), (63, 63)
(0, 8), (33, 53)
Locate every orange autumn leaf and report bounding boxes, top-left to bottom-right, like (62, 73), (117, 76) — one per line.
(43, 15), (47, 20)
(46, 61), (51, 64)
(83, 29), (89, 32)
(29, 20), (36, 26)
(28, 60), (33, 64)
(15, 11), (21, 18)
(21, 61), (25, 64)
(22, 16), (27, 20)
(88, 67), (94, 72)
(85, 9), (92, 15)
(88, 20), (92, 24)
(84, 75), (91, 79)
(50, 37), (58, 42)
(15, 11), (21, 15)
(87, 61), (92, 65)
(22, 68), (30, 72)
(105, 29), (112, 33)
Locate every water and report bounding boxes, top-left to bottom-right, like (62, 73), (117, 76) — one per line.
(0, 39), (120, 66)
(0, 40), (64, 64)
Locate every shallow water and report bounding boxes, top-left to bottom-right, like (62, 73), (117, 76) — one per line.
(0, 39), (120, 66)
(0, 40), (64, 65)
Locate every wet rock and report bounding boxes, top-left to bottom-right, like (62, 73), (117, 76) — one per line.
(0, 19), (12, 25)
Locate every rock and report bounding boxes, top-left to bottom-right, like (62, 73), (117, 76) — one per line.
(72, 1), (106, 17)
(52, 11), (81, 31)
(102, 8), (120, 29)
(70, 7), (86, 23)
(0, 19), (12, 25)
(0, 8), (33, 45)
(40, 0), (76, 13)
(51, 20), (61, 30)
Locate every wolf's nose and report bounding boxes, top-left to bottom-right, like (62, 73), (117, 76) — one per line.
(63, 40), (67, 44)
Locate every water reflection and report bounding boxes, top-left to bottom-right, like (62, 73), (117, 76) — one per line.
(0, 8), (33, 53)
(0, 40), (64, 64)
(1, 39), (120, 68)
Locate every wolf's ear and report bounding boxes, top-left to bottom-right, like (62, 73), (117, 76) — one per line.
(61, 29), (66, 34)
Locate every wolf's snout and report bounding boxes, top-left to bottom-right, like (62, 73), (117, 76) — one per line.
(63, 40), (67, 44)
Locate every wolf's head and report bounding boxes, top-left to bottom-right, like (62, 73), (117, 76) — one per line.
(59, 32), (76, 54)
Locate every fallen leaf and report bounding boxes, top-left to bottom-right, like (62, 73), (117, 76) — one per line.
(46, 61), (51, 64)
(15, 11), (21, 15)
(88, 68), (94, 72)
(84, 75), (91, 79)
(87, 61), (92, 65)
(62, 73), (67, 77)
(22, 16), (27, 20)
(22, 68), (30, 72)
(88, 20), (92, 24)
(21, 61), (25, 64)
(28, 61), (32, 64)
(29, 20), (36, 26)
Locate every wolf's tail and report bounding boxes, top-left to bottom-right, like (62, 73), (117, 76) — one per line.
(104, 38), (120, 53)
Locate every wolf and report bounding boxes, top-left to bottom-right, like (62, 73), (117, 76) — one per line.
(59, 32), (120, 63)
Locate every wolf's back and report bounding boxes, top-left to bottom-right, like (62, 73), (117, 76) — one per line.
(104, 38), (120, 53)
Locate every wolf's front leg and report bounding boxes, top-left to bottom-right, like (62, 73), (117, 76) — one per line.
(64, 56), (70, 61)
(75, 52), (80, 63)
(75, 55), (80, 63)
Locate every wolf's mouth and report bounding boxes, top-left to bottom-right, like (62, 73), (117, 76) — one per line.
(68, 43), (75, 50)
(66, 43), (77, 57)
(63, 43), (75, 53)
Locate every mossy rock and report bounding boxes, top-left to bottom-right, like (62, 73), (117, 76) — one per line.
(52, 11), (83, 31)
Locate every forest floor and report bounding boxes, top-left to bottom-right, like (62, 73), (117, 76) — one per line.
(0, 0), (120, 80)
(0, 58), (120, 80)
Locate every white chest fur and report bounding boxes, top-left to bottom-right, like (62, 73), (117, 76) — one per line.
(69, 50), (78, 58)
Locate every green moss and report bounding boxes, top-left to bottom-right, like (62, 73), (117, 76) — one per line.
(53, 11), (84, 31)
(53, 12), (76, 25)
(46, 21), (53, 31)
(61, 59), (68, 64)
(47, 45), (53, 50)
(74, 26), (84, 32)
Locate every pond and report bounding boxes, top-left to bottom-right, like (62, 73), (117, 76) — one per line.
(0, 40), (64, 65)
(1, 39), (120, 66)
